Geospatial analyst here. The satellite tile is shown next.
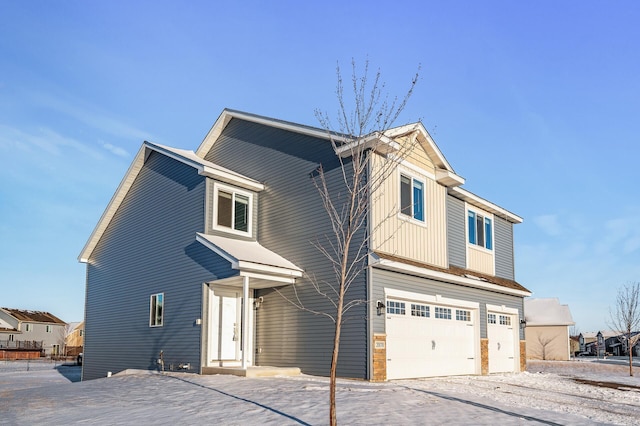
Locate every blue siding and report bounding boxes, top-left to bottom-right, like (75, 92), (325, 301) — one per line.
(83, 152), (234, 381)
(447, 195), (466, 268)
(494, 216), (515, 280)
(204, 118), (368, 379)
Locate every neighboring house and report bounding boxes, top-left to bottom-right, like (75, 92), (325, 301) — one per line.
(0, 308), (66, 356)
(579, 332), (597, 354)
(569, 335), (580, 357)
(79, 109), (531, 381)
(524, 298), (575, 360)
(65, 321), (84, 356)
(580, 331), (618, 357)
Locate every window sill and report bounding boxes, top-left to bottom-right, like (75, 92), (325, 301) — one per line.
(398, 213), (427, 228)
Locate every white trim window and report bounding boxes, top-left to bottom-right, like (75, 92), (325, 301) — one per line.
(387, 300), (406, 315)
(411, 303), (430, 318)
(467, 209), (493, 250)
(488, 313), (497, 324)
(456, 309), (471, 322)
(400, 173), (425, 222)
(150, 293), (164, 327)
(45, 325), (52, 333)
(435, 307), (452, 320)
(24, 323), (32, 332)
(213, 183), (253, 236)
(499, 315), (511, 326)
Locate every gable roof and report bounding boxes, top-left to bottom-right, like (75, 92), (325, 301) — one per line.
(196, 109), (463, 182)
(1, 308), (65, 324)
(78, 140), (263, 263)
(524, 298), (575, 326)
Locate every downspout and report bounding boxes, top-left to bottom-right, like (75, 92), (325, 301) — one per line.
(241, 276), (250, 369)
(366, 153), (373, 381)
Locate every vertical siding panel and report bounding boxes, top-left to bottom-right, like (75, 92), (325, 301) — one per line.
(494, 217), (515, 280)
(447, 195), (466, 268)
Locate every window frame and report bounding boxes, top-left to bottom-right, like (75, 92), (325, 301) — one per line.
(386, 300), (406, 315)
(467, 208), (493, 251)
(24, 323), (32, 332)
(149, 293), (164, 327)
(45, 325), (52, 333)
(212, 182), (253, 237)
(434, 306), (452, 320)
(399, 171), (426, 224)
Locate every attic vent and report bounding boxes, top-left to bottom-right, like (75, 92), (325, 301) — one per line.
(464, 274), (488, 282)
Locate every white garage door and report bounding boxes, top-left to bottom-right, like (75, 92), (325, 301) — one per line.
(386, 299), (478, 380)
(487, 313), (516, 373)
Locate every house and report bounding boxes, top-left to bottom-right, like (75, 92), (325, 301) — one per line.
(0, 308), (66, 357)
(524, 298), (575, 360)
(579, 331), (597, 354)
(65, 321), (84, 356)
(580, 331), (618, 357)
(79, 109), (531, 381)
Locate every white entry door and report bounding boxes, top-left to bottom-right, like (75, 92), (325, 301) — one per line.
(209, 288), (242, 363)
(488, 313), (516, 373)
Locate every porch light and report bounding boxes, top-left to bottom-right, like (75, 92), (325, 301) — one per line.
(376, 300), (386, 316)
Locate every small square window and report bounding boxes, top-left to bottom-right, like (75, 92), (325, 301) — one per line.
(499, 315), (511, 326)
(214, 184), (252, 235)
(488, 313), (497, 324)
(456, 310), (471, 322)
(150, 293), (164, 327)
(411, 304), (430, 318)
(387, 300), (406, 315)
(435, 307), (452, 320)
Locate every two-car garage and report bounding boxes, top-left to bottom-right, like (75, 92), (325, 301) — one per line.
(383, 289), (521, 380)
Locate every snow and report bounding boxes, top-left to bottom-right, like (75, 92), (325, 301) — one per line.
(2, 359), (640, 425)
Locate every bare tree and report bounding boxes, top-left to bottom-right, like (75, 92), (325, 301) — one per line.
(608, 282), (640, 376)
(534, 332), (559, 360)
(277, 59), (420, 426)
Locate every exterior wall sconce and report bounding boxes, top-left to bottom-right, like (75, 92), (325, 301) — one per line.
(254, 296), (264, 309)
(520, 319), (527, 328)
(376, 300), (386, 316)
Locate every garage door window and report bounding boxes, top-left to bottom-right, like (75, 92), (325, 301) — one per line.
(411, 304), (430, 317)
(488, 313), (497, 324)
(499, 315), (511, 326)
(456, 309), (471, 321)
(435, 307), (452, 319)
(387, 301), (405, 315)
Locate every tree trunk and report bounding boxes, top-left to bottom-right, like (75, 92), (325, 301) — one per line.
(330, 298), (343, 426)
(629, 349), (634, 377)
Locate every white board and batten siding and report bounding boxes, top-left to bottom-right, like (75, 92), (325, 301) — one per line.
(370, 153), (448, 269)
(384, 288), (480, 380)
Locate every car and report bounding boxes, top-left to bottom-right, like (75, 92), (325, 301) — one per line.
(77, 353), (83, 365)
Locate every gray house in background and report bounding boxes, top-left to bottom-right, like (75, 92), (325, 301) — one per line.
(79, 109), (530, 381)
(0, 308), (66, 356)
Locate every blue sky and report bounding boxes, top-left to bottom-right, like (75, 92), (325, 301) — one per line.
(1, 1), (639, 332)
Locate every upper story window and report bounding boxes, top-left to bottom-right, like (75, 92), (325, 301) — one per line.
(150, 293), (164, 327)
(468, 210), (493, 250)
(45, 325), (52, 333)
(24, 323), (32, 332)
(213, 183), (252, 236)
(400, 174), (425, 222)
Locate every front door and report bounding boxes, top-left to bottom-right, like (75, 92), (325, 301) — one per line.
(209, 288), (242, 364)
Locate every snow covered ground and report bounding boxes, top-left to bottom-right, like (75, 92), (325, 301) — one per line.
(1, 359), (639, 425)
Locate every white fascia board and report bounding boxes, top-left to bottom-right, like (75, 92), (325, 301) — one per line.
(373, 258), (531, 297)
(449, 186), (523, 224)
(486, 304), (520, 315)
(334, 133), (400, 158)
(435, 169), (465, 187)
(196, 109), (349, 157)
(236, 260), (303, 278)
(239, 271), (297, 285)
(200, 165), (264, 192)
(384, 287), (479, 309)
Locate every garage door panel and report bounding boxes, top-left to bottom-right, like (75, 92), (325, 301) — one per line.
(386, 299), (478, 380)
(488, 313), (517, 373)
